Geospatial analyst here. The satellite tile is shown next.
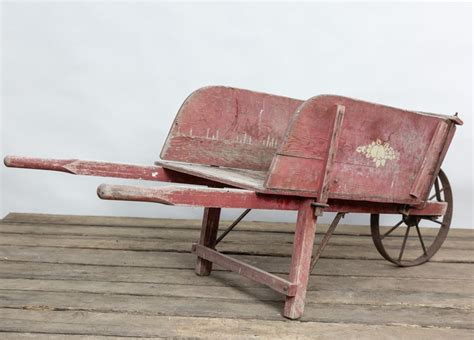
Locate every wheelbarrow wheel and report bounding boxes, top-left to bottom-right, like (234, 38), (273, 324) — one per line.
(371, 169), (453, 267)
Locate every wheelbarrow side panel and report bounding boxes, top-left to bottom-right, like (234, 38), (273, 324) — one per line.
(160, 86), (303, 171)
(266, 95), (457, 204)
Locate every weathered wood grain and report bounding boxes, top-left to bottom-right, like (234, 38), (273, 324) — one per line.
(1, 262), (471, 295)
(410, 121), (449, 199)
(97, 184), (305, 210)
(96, 183), (448, 216)
(0, 213), (472, 336)
(1, 277), (471, 309)
(1, 245), (472, 279)
(265, 94), (458, 203)
(1, 223), (473, 249)
(284, 200), (318, 318)
(195, 207), (221, 275)
(193, 244), (296, 296)
(157, 159), (267, 190)
(160, 86), (303, 170)
(5, 212), (472, 236)
(0, 289), (471, 329)
(1, 233), (471, 261)
(1, 309), (472, 339)
(3, 156), (221, 186)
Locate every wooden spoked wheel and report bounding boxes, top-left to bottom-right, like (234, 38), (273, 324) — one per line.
(371, 170), (453, 267)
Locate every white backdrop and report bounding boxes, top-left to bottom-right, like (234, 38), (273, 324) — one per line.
(1, 2), (472, 228)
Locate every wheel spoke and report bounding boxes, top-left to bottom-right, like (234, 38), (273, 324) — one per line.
(381, 220), (404, 240)
(426, 218), (444, 226)
(428, 188), (444, 201)
(398, 226), (411, 262)
(434, 177), (442, 201)
(415, 222), (427, 255)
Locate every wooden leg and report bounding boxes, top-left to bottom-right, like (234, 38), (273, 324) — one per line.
(283, 200), (317, 319)
(195, 207), (221, 276)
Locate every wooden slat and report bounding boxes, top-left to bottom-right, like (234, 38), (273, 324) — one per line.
(4, 213), (473, 236)
(1, 245), (472, 279)
(0, 233), (472, 263)
(1, 277), (471, 309)
(1, 309), (471, 339)
(157, 159), (268, 191)
(0, 224), (472, 250)
(1, 262), (472, 295)
(0, 290), (472, 329)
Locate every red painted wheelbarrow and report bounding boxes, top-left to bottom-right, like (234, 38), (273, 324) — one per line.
(4, 86), (463, 319)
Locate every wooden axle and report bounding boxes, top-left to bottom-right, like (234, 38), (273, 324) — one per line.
(97, 184), (447, 216)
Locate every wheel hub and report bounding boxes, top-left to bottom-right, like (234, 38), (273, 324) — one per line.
(402, 215), (420, 227)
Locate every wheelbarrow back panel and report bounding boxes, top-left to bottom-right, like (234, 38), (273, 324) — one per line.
(160, 86), (303, 171)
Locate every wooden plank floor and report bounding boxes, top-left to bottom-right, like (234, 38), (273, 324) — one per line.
(0, 213), (472, 339)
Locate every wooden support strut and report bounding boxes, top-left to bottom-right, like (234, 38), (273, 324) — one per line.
(283, 105), (345, 319)
(195, 208), (221, 276)
(192, 244), (297, 296)
(97, 184), (448, 216)
(284, 199), (318, 319)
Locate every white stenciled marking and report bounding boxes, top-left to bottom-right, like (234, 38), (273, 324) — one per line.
(356, 139), (399, 168)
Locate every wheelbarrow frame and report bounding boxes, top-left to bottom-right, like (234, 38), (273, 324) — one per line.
(3, 86), (462, 319)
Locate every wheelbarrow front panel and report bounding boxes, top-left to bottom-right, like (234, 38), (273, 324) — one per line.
(266, 95), (457, 204)
(160, 86), (303, 171)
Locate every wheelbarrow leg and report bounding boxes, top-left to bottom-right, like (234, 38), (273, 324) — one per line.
(195, 207), (221, 276)
(283, 200), (317, 319)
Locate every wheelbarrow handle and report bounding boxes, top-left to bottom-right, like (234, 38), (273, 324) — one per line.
(3, 155), (220, 186)
(4, 156), (76, 173)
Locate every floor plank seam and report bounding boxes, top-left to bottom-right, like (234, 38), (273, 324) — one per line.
(2, 260), (473, 280)
(1, 274), (471, 283)
(0, 330), (162, 338)
(2, 223), (471, 239)
(1, 306), (472, 330)
(1, 246), (472, 264)
(1, 288), (471, 311)
(5, 239), (471, 252)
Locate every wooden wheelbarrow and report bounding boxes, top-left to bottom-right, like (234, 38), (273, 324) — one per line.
(4, 86), (462, 319)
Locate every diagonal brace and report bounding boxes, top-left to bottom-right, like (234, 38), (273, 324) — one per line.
(215, 209), (251, 245)
(310, 212), (345, 272)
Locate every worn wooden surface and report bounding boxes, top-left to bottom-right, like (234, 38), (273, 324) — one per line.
(160, 86), (303, 170)
(159, 86), (461, 204)
(268, 95), (456, 204)
(0, 213), (472, 338)
(4, 156), (223, 187)
(97, 183), (448, 216)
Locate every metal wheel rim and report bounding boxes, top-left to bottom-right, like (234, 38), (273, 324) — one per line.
(371, 169), (453, 267)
